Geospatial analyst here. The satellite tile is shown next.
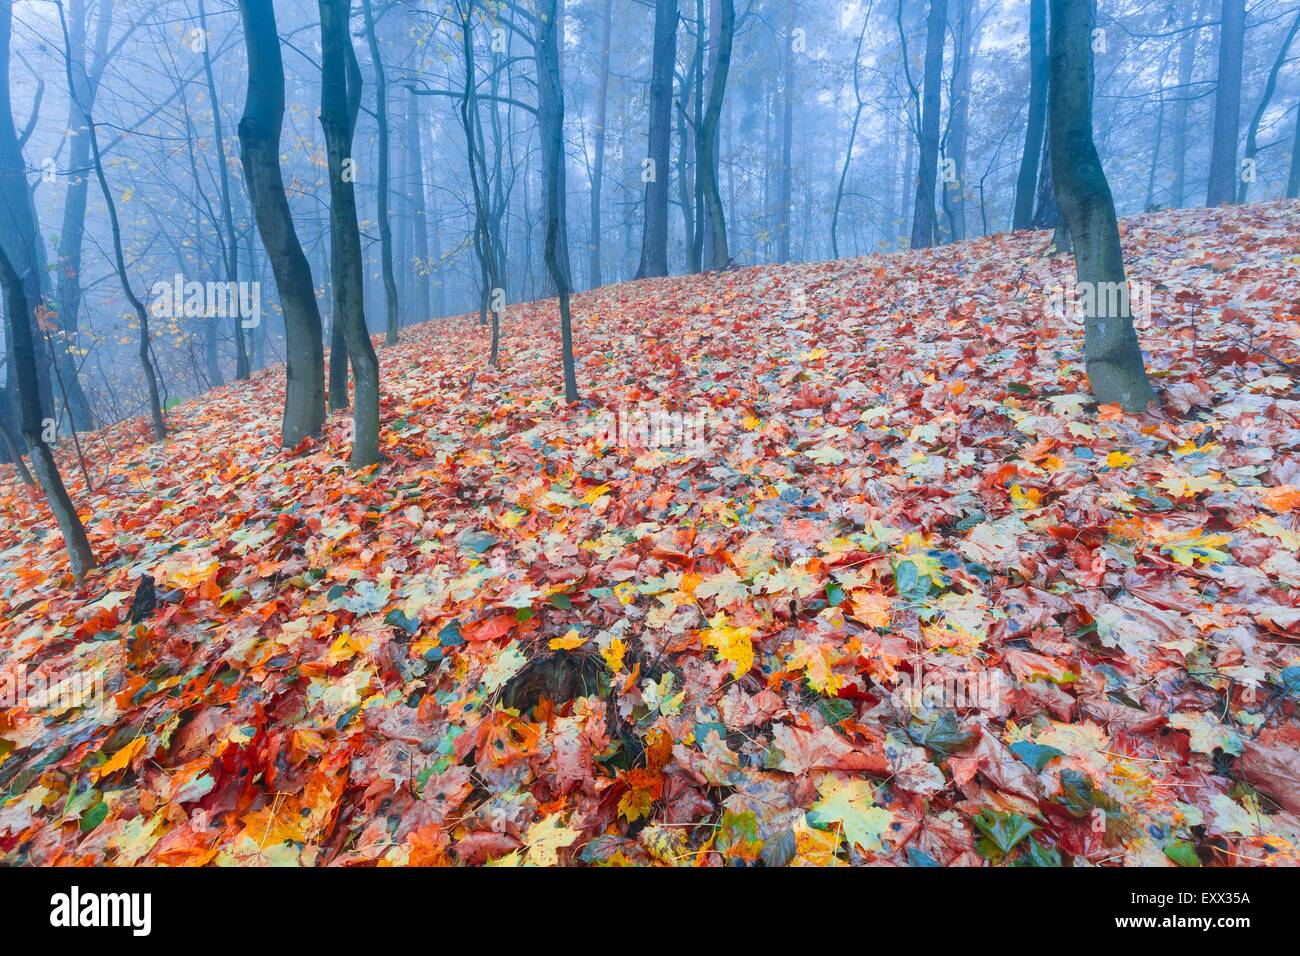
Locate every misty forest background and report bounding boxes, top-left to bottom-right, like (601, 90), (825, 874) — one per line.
(1, 0), (1299, 572)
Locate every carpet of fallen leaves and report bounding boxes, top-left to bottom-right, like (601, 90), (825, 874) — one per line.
(2, 201), (1299, 867)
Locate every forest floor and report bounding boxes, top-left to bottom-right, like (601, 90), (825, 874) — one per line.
(2, 200), (1299, 866)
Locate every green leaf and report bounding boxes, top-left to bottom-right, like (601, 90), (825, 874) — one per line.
(1009, 741), (1065, 771)
(1011, 836), (1062, 867)
(905, 711), (975, 756)
(973, 809), (1037, 862)
(1164, 840), (1201, 867)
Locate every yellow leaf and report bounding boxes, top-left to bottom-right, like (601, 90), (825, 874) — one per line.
(524, 813), (579, 866)
(549, 629), (586, 651)
(1106, 451), (1134, 468)
(700, 612), (755, 677)
(601, 638), (626, 673)
(96, 736), (146, 780)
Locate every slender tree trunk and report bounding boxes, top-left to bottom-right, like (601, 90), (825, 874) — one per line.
(1238, 8), (1300, 204)
(407, 90), (431, 322)
(1049, 0), (1154, 412)
(1206, 0), (1245, 206)
(361, 0), (399, 344)
(236, 0), (326, 448)
(537, 0), (579, 402)
(636, 0), (677, 279)
(198, 0), (249, 380)
(698, 0), (734, 270)
(776, 12), (794, 263)
(1013, 0), (1047, 229)
(320, 0), (380, 467)
(0, 242), (95, 581)
(51, 0), (101, 431)
(946, 0), (979, 242)
(0, 0), (52, 428)
(676, 67), (697, 272)
(588, 0), (612, 287)
(55, 3), (166, 441)
(909, 0), (948, 249)
(1170, 0), (1206, 208)
(1289, 104), (1300, 198)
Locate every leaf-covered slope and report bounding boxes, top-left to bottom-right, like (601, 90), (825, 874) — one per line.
(1, 201), (1298, 866)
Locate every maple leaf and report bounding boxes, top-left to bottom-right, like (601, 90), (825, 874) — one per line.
(694, 568), (749, 607)
(807, 775), (892, 854)
(699, 613), (755, 677)
(522, 816), (579, 868)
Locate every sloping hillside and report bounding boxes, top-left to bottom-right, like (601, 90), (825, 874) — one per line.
(1, 201), (1298, 866)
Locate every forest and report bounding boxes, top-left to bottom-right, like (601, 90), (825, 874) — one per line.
(0, 0), (1298, 877)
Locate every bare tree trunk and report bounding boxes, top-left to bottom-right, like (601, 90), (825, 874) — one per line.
(320, 0), (380, 467)
(1170, 0), (1206, 208)
(697, 0), (734, 270)
(537, 0), (579, 402)
(1206, 0), (1245, 206)
(0, 232), (95, 580)
(55, 2), (165, 441)
(0, 0), (52, 427)
(636, 0), (677, 279)
(1289, 103), (1300, 199)
(832, 12), (869, 259)
(1238, 8), (1300, 204)
(907, 0), (948, 249)
(361, 0), (399, 345)
(946, 0), (979, 242)
(676, 64), (697, 273)
(1049, 0), (1154, 412)
(198, 0), (250, 380)
(1013, 0), (1047, 229)
(776, 10), (794, 263)
(407, 90), (431, 322)
(588, 0), (612, 287)
(236, 0), (326, 448)
(50, 0), (102, 431)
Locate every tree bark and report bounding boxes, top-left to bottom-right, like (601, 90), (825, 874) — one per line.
(1049, 0), (1154, 412)
(908, 0), (948, 249)
(1237, 8), (1300, 203)
(587, 0), (612, 287)
(319, 0), (380, 467)
(50, 0), (103, 431)
(1013, 0), (1047, 229)
(776, 12), (795, 263)
(236, 0), (326, 448)
(198, 0), (250, 380)
(0, 228), (95, 580)
(636, 0), (677, 279)
(1170, 0), (1206, 208)
(361, 0), (399, 345)
(697, 0), (734, 270)
(537, 0), (580, 402)
(55, 2), (166, 441)
(1206, 0), (1245, 206)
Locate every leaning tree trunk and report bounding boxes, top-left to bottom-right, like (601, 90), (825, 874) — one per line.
(1013, 0), (1047, 229)
(636, 0), (677, 280)
(199, 0), (250, 380)
(909, 0), (948, 249)
(0, 241), (95, 581)
(50, 0), (102, 432)
(319, 0), (381, 468)
(55, 3), (166, 440)
(1289, 103), (1300, 199)
(236, 0), (326, 448)
(361, 0), (399, 345)
(537, 0), (580, 402)
(697, 0), (734, 270)
(1237, 8), (1300, 204)
(1206, 0), (1245, 206)
(1049, 0), (1154, 412)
